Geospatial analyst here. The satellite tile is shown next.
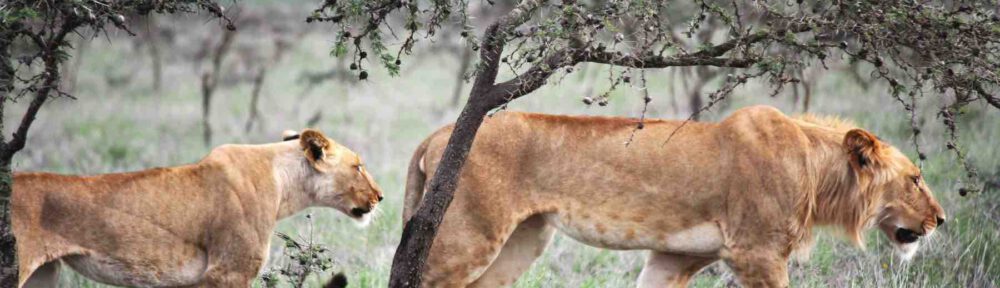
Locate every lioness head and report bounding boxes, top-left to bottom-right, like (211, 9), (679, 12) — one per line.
(843, 129), (946, 260)
(284, 129), (383, 225)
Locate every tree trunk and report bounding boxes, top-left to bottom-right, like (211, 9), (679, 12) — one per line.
(388, 3), (554, 285)
(0, 160), (17, 288)
(388, 92), (493, 287)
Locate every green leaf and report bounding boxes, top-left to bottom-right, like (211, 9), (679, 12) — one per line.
(331, 41), (347, 57)
(382, 53), (399, 76)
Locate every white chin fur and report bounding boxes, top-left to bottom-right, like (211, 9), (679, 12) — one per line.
(895, 242), (919, 261)
(353, 213), (372, 227)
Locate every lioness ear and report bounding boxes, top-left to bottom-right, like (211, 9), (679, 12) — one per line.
(282, 130), (300, 141)
(299, 129), (330, 163)
(844, 129), (883, 168)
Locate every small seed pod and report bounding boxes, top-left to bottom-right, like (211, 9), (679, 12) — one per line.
(359, 70), (368, 80)
(349, 63), (358, 70)
(110, 14), (126, 26)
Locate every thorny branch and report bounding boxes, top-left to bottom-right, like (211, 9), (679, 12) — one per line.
(311, 0), (1000, 194)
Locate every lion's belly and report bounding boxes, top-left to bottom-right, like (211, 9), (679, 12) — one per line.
(545, 213), (724, 256)
(64, 249), (207, 287)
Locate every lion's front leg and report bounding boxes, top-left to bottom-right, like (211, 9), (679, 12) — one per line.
(189, 225), (269, 288)
(721, 247), (789, 288)
(185, 255), (263, 288)
(194, 269), (259, 288)
(636, 252), (716, 288)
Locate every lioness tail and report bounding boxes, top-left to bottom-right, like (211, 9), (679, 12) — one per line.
(402, 135), (432, 224)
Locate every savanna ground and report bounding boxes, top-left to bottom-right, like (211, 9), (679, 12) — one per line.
(6, 2), (998, 287)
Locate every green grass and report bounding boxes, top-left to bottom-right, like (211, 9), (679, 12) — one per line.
(7, 7), (998, 288)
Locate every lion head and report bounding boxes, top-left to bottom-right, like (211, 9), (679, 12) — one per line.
(284, 129), (383, 225)
(841, 128), (946, 260)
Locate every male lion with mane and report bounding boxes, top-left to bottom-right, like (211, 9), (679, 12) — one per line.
(13, 129), (381, 287)
(404, 106), (946, 287)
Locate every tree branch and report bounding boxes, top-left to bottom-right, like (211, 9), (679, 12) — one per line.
(470, 0), (545, 99)
(3, 21), (80, 159)
(387, 1), (547, 287)
(485, 48), (758, 108)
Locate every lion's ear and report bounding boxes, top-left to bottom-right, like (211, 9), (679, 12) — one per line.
(844, 129), (883, 168)
(299, 129), (331, 164)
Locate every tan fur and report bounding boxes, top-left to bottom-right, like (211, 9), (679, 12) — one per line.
(405, 106), (945, 287)
(13, 129), (382, 288)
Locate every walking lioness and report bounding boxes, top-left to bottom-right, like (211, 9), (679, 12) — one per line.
(404, 106), (946, 287)
(13, 129), (382, 287)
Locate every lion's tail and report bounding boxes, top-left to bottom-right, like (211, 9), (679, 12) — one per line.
(402, 134), (433, 224)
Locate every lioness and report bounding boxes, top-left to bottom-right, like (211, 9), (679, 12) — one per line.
(13, 129), (382, 287)
(404, 106), (946, 287)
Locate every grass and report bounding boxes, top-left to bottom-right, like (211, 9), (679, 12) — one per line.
(6, 7), (998, 288)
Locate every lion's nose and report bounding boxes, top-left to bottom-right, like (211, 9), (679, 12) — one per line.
(936, 217), (945, 227)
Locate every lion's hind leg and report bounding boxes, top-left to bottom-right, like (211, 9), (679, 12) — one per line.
(469, 214), (555, 288)
(21, 261), (61, 288)
(637, 252), (717, 288)
(419, 201), (525, 288)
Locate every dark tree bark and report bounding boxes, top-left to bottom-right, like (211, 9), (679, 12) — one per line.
(0, 161), (16, 288)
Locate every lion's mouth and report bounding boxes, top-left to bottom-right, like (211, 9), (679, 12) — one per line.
(350, 207), (371, 218)
(895, 228), (922, 244)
